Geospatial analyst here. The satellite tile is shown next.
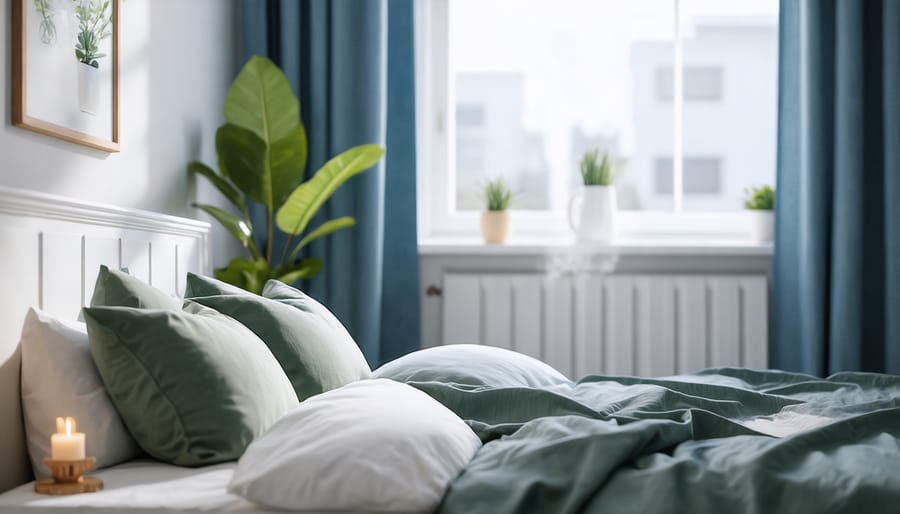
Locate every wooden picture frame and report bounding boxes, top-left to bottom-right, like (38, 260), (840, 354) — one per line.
(12, 0), (120, 153)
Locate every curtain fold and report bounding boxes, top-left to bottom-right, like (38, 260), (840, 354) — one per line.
(773, 0), (900, 375)
(240, 0), (421, 366)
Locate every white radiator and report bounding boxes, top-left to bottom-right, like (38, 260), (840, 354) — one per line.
(439, 273), (768, 378)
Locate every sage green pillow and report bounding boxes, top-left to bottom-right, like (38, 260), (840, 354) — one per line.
(90, 265), (181, 310)
(185, 273), (371, 401)
(83, 302), (299, 466)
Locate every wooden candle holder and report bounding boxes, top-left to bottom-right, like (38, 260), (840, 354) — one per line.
(34, 457), (103, 495)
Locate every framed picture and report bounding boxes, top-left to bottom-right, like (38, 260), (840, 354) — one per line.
(12, 0), (119, 153)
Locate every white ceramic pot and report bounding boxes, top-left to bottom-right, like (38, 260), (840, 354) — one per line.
(749, 210), (774, 242)
(77, 62), (100, 115)
(568, 185), (617, 244)
(481, 210), (510, 244)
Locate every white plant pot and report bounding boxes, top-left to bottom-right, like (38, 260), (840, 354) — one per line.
(481, 211), (510, 244)
(749, 210), (774, 242)
(568, 185), (617, 244)
(77, 62), (100, 115)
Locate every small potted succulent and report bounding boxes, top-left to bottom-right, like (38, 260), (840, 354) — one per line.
(480, 178), (513, 244)
(744, 185), (775, 241)
(569, 149), (617, 243)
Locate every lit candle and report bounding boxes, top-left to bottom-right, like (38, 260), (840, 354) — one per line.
(50, 417), (85, 460)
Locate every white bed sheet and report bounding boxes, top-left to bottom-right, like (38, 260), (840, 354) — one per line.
(0, 459), (251, 511)
(0, 459), (407, 514)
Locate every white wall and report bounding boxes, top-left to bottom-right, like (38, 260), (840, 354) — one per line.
(0, 0), (242, 269)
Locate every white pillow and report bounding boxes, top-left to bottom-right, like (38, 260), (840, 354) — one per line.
(228, 379), (482, 513)
(20, 307), (141, 479)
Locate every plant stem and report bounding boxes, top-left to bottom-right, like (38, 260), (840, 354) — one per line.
(266, 207), (273, 266)
(280, 233), (295, 264)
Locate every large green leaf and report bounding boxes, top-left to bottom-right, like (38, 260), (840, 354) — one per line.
(274, 258), (324, 284)
(192, 204), (260, 259)
(287, 216), (355, 262)
(214, 257), (270, 295)
(216, 124), (267, 204)
(216, 123), (306, 210)
(224, 55), (299, 146)
(269, 124), (308, 206)
(187, 161), (247, 216)
(276, 144), (385, 236)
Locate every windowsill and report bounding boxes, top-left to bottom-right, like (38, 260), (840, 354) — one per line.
(418, 237), (774, 257)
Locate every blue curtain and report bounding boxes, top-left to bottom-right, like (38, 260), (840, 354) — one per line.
(240, 0), (421, 366)
(773, 0), (900, 375)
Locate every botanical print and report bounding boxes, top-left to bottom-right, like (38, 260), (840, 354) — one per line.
(21, 0), (115, 142)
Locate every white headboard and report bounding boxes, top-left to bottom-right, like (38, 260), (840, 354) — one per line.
(0, 187), (209, 492)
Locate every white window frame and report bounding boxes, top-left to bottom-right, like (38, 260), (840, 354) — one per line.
(415, 0), (765, 242)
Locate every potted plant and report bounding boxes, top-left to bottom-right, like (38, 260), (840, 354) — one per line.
(481, 178), (513, 244)
(744, 185), (775, 241)
(569, 149), (617, 243)
(187, 56), (384, 294)
(74, 0), (112, 115)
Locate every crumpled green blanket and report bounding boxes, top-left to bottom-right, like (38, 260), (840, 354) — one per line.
(405, 368), (900, 514)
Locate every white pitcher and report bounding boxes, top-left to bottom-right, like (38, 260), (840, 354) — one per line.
(568, 185), (617, 243)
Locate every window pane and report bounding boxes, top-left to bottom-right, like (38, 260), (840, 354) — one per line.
(680, 0), (779, 211)
(449, 0), (675, 212)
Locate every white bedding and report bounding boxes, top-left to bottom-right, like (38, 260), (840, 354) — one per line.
(0, 459), (414, 513)
(0, 459), (250, 511)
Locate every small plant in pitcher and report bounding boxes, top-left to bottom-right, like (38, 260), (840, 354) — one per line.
(483, 178), (513, 211)
(743, 185), (775, 210)
(480, 178), (513, 244)
(74, 0), (112, 69)
(580, 149), (614, 186)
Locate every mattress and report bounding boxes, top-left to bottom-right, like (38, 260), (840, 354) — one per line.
(0, 459), (251, 511)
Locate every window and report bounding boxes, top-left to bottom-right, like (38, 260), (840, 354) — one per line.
(417, 0), (779, 240)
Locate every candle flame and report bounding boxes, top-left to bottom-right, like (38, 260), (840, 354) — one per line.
(65, 417), (72, 436)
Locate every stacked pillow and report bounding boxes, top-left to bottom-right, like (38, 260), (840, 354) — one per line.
(81, 266), (300, 466)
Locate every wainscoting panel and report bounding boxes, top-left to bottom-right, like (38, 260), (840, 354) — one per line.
(441, 272), (768, 378)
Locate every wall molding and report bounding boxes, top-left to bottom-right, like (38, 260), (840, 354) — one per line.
(0, 186), (210, 240)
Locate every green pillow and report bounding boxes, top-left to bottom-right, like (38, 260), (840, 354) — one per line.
(185, 274), (372, 400)
(83, 302), (299, 466)
(90, 265), (181, 310)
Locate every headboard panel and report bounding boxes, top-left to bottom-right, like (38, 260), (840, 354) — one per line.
(0, 187), (209, 492)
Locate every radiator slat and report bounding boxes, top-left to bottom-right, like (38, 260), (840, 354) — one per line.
(710, 278), (741, 367)
(512, 276), (542, 361)
(483, 276), (512, 350)
(442, 274), (481, 345)
(606, 277), (635, 376)
(544, 276), (573, 377)
(741, 277), (768, 369)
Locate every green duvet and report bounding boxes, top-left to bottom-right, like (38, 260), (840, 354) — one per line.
(400, 368), (900, 514)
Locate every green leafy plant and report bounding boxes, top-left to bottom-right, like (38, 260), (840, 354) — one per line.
(483, 178), (513, 211)
(744, 185), (775, 210)
(74, 0), (111, 68)
(580, 149), (614, 186)
(34, 0), (56, 44)
(188, 56), (384, 294)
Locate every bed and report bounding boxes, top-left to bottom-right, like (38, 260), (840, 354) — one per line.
(0, 187), (898, 514)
